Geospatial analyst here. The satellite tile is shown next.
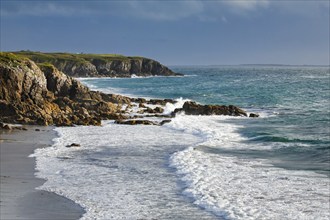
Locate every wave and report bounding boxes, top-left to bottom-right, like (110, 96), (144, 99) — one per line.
(170, 146), (329, 220)
(167, 114), (330, 219)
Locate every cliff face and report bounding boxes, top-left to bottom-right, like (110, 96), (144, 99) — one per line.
(13, 52), (181, 77)
(0, 53), (130, 126)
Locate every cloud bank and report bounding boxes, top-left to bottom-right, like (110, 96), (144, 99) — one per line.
(1, 0), (329, 21)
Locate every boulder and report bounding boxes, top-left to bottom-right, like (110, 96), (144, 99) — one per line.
(174, 101), (248, 117)
(249, 113), (260, 118)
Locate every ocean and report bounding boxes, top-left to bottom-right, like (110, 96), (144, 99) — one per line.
(33, 66), (330, 219)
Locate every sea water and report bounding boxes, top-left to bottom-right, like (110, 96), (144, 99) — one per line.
(33, 66), (330, 219)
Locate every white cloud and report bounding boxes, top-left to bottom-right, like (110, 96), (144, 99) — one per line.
(223, 0), (270, 11)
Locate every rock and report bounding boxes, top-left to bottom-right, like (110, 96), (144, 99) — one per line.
(132, 98), (147, 103)
(100, 93), (131, 104)
(0, 123), (12, 130)
(153, 107), (164, 114)
(147, 99), (176, 105)
(0, 122), (28, 130)
(66, 143), (81, 148)
(0, 53), (120, 126)
(146, 107), (156, 114)
(174, 101), (248, 117)
(228, 105), (248, 117)
(160, 120), (171, 125)
(115, 119), (157, 125)
(35, 128), (40, 131)
(249, 113), (260, 118)
(0, 52), (254, 128)
(144, 114), (173, 118)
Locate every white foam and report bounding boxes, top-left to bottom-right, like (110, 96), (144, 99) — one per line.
(32, 121), (218, 220)
(168, 115), (330, 220)
(163, 97), (190, 115)
(165, 114), (248, 149)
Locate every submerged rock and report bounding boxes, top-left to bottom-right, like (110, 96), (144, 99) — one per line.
(160, 120), (172, 125)
(115, 119), (158, 125)
(66, 143), (81, 148)
(249, 113), (260, 118)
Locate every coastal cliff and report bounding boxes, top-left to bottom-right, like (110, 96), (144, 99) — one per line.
(0, 53), (130, 126)
(12, 51), (181, 77)
(0, 52), (254, 127)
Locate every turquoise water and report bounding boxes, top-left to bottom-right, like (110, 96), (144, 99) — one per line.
(83, 65), (330, 175)
(35, 66), (330, 219)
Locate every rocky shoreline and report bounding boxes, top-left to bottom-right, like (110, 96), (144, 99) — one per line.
(0, 52), (258, 129)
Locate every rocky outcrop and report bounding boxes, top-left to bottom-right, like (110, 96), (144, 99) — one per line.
(0, 53), (257, 127)
(0, 53), (127, 126)
(173, 101), (249, 117)
(12, 51), (182, 78)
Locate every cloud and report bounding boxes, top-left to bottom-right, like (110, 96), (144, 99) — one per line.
(0, 1), (92, 16)
(1, 0), (328, 21)
(223, 0), (270, 11)
(126, 0), (204, 21)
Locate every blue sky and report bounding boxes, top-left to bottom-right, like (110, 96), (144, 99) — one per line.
(1, 0), (329, 65)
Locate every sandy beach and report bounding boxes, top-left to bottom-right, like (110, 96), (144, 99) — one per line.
(0, 126), (85, 220)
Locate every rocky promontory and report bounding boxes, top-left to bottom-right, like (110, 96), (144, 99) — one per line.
(0, 53), (127, 126)
(0, 52), (257, 127)
(12, 51), (182, 78)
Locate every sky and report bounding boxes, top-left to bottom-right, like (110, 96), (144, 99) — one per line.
(0, 0), (329, 65)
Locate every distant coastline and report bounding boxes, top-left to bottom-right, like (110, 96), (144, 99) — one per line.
(8, 51), (183, 78)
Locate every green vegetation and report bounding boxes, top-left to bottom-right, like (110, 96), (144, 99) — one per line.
(12, 51), (145, 65)
(0, 52), (31, 68)
(0, 52), (24, 63)
(37, 62), (56, 72)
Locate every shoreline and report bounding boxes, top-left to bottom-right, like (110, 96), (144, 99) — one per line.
(0, 126), (85, 220)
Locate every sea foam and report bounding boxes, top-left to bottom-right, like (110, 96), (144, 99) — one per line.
(168, 115), (330, 220)
(32, 121), (217, 220)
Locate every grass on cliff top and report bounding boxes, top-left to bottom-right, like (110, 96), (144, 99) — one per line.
(37, 62), (57, 72)
(12, 51), (145, 64)
(0, 52), (28, 65)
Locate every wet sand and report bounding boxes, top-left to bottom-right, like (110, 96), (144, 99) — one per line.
(0, 126), (85, 219)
